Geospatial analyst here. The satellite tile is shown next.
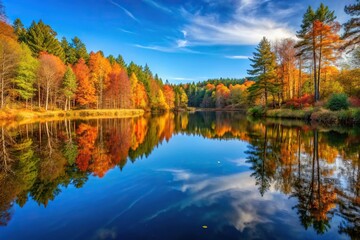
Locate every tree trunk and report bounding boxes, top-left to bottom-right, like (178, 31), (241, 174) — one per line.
(45, 81), (49, 111)
(312, 24), (318, 102)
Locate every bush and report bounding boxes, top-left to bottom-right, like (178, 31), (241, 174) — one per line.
(285, 94), (314, 109)
(338, 110), (354, 124)
(326, 93), (349, 111)
(247, 105), (264, 117)
(311, 110), (338, 124)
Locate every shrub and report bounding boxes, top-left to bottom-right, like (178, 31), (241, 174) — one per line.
(311, 110), (338, 124)
(247, 105), (264, 117)
(326, 93), (349, 111)
(338, 110), (354, 124)
(284, 94), (314, 109)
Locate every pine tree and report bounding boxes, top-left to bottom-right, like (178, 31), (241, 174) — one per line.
(247, 37), (277, 107)
(343, 0), (360, 50)
(61, 37), (77, 64)
(295, 4), (338, 102)
(25, 20), (65, 60)
(13, 19), (26, 42)
(62, 66), (77, 110)
(71, 37), (89, 62)
(116, 54), (126, 68)
(14, 43), (38, 107)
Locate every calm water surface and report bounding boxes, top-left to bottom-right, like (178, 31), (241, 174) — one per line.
(0, 112), (359, 240)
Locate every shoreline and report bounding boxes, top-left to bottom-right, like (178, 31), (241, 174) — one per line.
(0, 109), (145, 126)
(264, 108), (360, 125)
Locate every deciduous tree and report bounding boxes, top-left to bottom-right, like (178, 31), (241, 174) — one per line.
(38, 53), (66, 110)
(73, 58), (96, 107)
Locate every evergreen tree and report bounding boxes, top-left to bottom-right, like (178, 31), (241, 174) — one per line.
(71, 37), (89, 62)
(14, 43), (38, 107)
(62, 66), (77, 110)
(61, 37), (77, 64)
(343, 0), (360, 49)
(25, 20), (65, 60)
(116, 54), (126, 68)
(295, 4), (338, 101)
(107, 54), (116, 65)
(13, 19), (26, 42)
(247, 37), (277, 106)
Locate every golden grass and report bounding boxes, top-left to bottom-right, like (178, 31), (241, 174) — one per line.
(0, 108), (144, 128)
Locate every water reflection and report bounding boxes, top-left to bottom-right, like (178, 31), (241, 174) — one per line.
(0, 112), (359, 239)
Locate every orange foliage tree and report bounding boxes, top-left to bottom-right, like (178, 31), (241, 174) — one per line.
(73, 58), (96, 107)
(38, 52), (66, 110)
(163, 85), (175, 109)
(88, 51), (111, 108)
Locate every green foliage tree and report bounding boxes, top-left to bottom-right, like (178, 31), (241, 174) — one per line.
(71, 37), (89, 62)
(13, 18), (26, 43)
(116, 54), (126, 68)
(296, 4), (338, 101)
(343, 0), (360, 49)
(247, 37), (277, 107)
(14, 43), (38, 107)
(62, 66), (77, 110)
(25, 20), (65, 60)
(61, 37), (77, 64)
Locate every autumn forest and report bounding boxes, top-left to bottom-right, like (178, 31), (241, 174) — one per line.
(0, 1), (359, 121)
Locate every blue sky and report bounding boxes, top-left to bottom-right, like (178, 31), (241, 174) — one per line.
(4, 0), (353, 83)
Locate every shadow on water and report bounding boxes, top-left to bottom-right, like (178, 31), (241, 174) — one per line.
(0, 111), (359, 239)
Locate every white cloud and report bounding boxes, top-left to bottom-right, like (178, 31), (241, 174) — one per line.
(144, 169), (292, 234)
(134, 44), (176, 53)
(226, 55), (250, 59)
(142, 0), (172, 13)
(134, 44), (202, 54)
(108, 0), (140, 23)
(179, 0), (296, 46)
(118, 28), (136, 34)
(176, 39), (188, 48)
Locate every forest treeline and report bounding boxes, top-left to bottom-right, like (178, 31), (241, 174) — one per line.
(0, 1), (360, 113)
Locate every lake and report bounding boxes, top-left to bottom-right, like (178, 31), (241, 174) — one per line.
(0, 112), (359, 240)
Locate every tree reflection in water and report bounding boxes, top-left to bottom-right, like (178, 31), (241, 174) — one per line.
(0, 112), (359, 238)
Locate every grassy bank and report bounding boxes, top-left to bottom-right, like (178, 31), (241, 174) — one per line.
(263, 107), (360, 125)
(0, 108), (144, 125)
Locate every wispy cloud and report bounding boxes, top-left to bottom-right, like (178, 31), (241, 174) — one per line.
(134, 43), (202, 54)
(226, 55), (250, 60)
(142, 0), (172, 13)
(178, 0), (296, 46)
(168, 76), (209, 82)
(108, 0), (140, 23)
(134, 44), (175, 53)
(118, 28), (136, 34)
